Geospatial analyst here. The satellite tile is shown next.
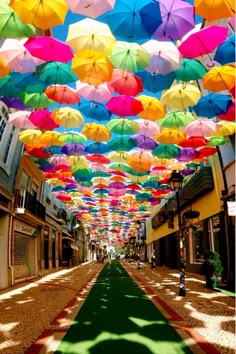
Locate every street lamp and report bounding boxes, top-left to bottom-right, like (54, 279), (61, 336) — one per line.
(168, 171), (186, 297)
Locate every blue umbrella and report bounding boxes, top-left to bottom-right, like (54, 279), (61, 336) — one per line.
(44, 146), (63, 155)
(0, 74), (22, 97)
(85, 142), (111, 154)
(10, 72), (48, 93)
(78, 101), (111, 122)
(139, 1), (162, 36)
(136, 70), (176, 93)
(214, 34), (236, 65)
(191, 93), (234, 118)
(105, 0), (157, 42)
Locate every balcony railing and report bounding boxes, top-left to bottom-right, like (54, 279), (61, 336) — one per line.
(14, 189), (46, 220)
(152, 167), (214, 229)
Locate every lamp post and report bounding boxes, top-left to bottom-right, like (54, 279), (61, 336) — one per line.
(168, 171), (186, 297)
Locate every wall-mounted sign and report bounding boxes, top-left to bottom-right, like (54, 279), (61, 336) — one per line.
(14, 220), (37, 237)
(227, 201), (236, 216)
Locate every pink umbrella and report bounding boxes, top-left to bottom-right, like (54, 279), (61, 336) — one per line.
(153, 0), (195, 41)
(178, 26), (228, 66)
(76, 81), (114, 103)
(134, 119), (160, 137)
(8, 110), (35, 129)
(184, 119), (217, 137)
(24, 36), (74, 63)
(29, 110), (60, 130)
(64, 0), (115, 18)
(106, 95), (143, 116)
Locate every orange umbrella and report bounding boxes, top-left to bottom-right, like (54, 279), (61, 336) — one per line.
(44, 85), (81, 104)
(127, 150), (154, 172)
(81, 122), (111, 142)
(202, 65), (236, 92)
(195, 0), (235, 22)
(156, 129), (186, 145)
(39, 131), (62, 146)
(136, 95), (166, 121)
(71, 49), (114, 86)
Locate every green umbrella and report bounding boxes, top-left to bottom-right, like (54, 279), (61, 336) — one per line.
(106, 118), (139, 135)
(135, 192), (152, 201)
(152, 143), (180, 159)
(108, 136), (137, 152)
(92, 171), (110, 178)
(175, 58), (207, 82)
(74, 168), (92, 178)
(108, 163), (131, 172)
(207, 136), (227, 146)
(0, 2), (36, 38)
(36, 62), (77, 85)
(19, 92), (55, 109)
(58, 132), (87, 144)
(158, 111), (195, 129)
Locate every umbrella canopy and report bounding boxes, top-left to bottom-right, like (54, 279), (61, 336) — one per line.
(106, 95), (143, 116)
(36, 61), (77, 85)
(153, 0), (195, 41)
(152, 143), (180, 159)
(108, 136), (137, 152)
(179, 136), (209, 148)
(109, 41), (150, 72)
(136, 95), (165, 121)
(64, 0), (115, 18)
(159, 111), (195, 129)
(218, 102), (235, 122)
(202, 65), (236, 92)
(131, 135), (157, 150)
(214, 121), (236, 136)
(58, 131), (87, 144)
(106, 118), (140, 135)
(156, 129), (186, 145)
(184, 119), (217, 137)
(19, 92), (55, 109)
(175, 58), (207, 82)
(45, 85), (81, 105)
(8, 110), (35, 129)
(109, 69), (143, 96)
(192, 93), (233, 118)
(79, 101), (111, 122)
(161, 83), (202, 109)
(61, 143), (86, 156)
(19, 129), (42, 145)
(81, 122), (111, 142)
(76, 81), (114, 103)
(52, 107), (84, 128)
(127, 150), (154, 172)
(178, 25), (228, 63)
(214, 34), (236, 65)
(134, 119), (161, 137)
(195, 0), (235, 22)
(0, 1), (36, 38)
(136, 70), (176, 93)
(29, 109), (60, 130)
(24, 36), (73, 63)
(72, 49), (114, 86)
(10, 0), (68, 30)
(142, 39), (182, 74)
(66, 18), (116, 55)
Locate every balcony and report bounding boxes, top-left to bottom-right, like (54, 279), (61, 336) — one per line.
(14, 189), (46, 221)
(152, 167), (214, 229)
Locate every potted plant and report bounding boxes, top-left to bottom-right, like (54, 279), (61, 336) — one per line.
(201, 251), (223, 289)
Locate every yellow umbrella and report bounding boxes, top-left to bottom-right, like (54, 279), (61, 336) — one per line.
(156, 129), (186, 145)
(136, 95), (166, 121)
(128, 174), (148, 184)
(152, 157), (177, 167)
(9, 0), (68, 30)
(161, 83), (202, 109)
(81, 122), (111, 142)
(213, 121), (236, 136)
(127, 150), (154, 172)
(66, 18), (116, 55)
(52, 107), (84, 128)
(108, 151), (129, 162)
(195, 0), (235, 22)
(202, 65), (236, 92)
(91, 177), (109, 184)
(19, 129), (42, 145)
(39, 131), (62, 146)
(71, 49), (114, 86)
(46, 178), (65, 186)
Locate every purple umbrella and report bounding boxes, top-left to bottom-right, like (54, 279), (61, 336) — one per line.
(108, 182), (126, 189)
(153, 0), (195, 41)
(177, 148), (199, 162)
(62, 143), (86, 156)
(180, 168), (195, 176)
(131, 135), (158, 150)
(0, 96), (31, 110)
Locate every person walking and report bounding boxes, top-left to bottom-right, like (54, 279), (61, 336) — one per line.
(151, 250), (156, 269)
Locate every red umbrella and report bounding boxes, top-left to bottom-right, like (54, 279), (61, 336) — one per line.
(109, 69), (143, 96)
(106, 95), (143, 116)
(29, 109), (60, 130)
(197, 146), (218, 158)
(44, 85), (81, 104)
(218, 102), (235, 122)
(86, 154), (110, 164)
(25, 146), (51, 158)
(179, 136), (209, 148)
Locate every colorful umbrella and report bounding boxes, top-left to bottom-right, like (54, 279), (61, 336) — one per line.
(76, 81), (114, 103)
(106, 118), (140, 135)
(40, 131), (62, 146)
(218, 102), (235, 122)
(192, 93), (233, 118)
(64, 0), (115, 18)
(9, 72), (47, 94)
(195, 0), (235, 22)
(174, 58), (207, 82)
(29, 109), (60, 130)
(161, 83), (202, 109)
(127, 150), (153, 172)
(72, 49), (114, 86)
(156, 129), (186, 145)
(136, 70), (176, 93)
(178, 25), (228, 64)
(109, 41), (150, 72)
(24, 36), (73, 63)
(207, 136), (227, 146)
(179, 136), (209, 148)
(108, 136), (137, 152)
(214, 121), (236, 136)
(52, 107), (84, 128)
(8, 110), (35, 129)
(10, 0), (68, 30)
(85, 142), (111, 154)
(58, 132), (87, 144)
(152, 143), (180, 159)
(81, 122), (111, 142)
(61, 143), (86, 156)
(0, 96), (30, 110)
(19, 129), (42, 145)
(135, 119), (161, 137)
(19, 92), (55, 109)
(0, 58), (11, 78)
(202, 65), (236, 92)
(214, 34), (236, 65)
(36, 62), (77, 85)
(142, 39), (182, 74)
(66, 17), (116, 55)
(184, 119), (217, 137)
(0, 1), (36, 38)
(79, 101), (111, 122)
(131, 135), (157, 150)
(176, 148), (199, 162)
(153, 0), (195, 41)
(106, 95), (143, 116)
(44, 85), (81, 105)
(109, 69), (143, 96)
(158, 111), (195, 129)
(136, 95), (165, 121)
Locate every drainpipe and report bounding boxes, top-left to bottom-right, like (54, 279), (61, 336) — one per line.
(8, 195), (14, 286)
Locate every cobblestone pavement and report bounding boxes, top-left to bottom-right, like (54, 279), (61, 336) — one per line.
(0, 260), (235, 354)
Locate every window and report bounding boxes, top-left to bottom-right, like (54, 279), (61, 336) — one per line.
(31, 182), (39, 200)
(20, 172), (31, 191)
(3, 125), (15, 163)
(190, 222), (204, 263)
(208, 215), (221, 253)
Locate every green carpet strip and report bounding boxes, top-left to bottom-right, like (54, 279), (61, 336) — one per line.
(55, 260), (193, 354)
